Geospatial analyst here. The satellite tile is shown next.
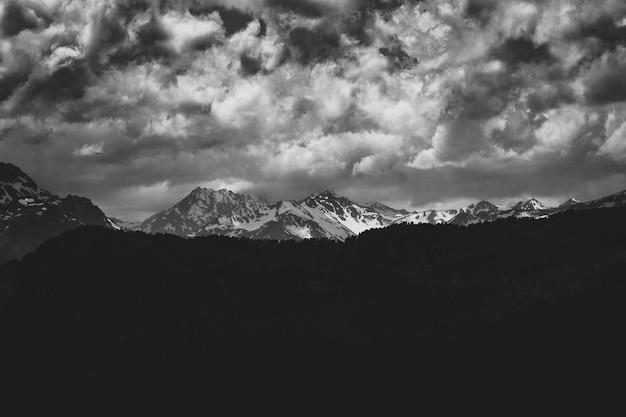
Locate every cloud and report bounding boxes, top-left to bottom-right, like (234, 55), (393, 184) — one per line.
(1, 0), (626, 220)
(73, 142), (103, 157)
(0, 1), (45, 38)
(584, 51), (626, 105)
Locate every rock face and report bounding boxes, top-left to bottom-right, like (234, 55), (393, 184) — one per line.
(0, 162), (113, 265)
(139, 189), (402, 241)
(139, 188), (266, 237)
(448, 201), (502, 226)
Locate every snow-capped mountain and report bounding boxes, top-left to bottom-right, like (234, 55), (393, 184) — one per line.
(448, 201), (503, 226)
(0, 162), (115, 264)
(393, 209), (459, 225)
(139, 189), (401, 241)
(512, 198), (549, 211)
(360, 202), (410, 218)
(140, 187), (266, 237)
(559, 198), (581, 209)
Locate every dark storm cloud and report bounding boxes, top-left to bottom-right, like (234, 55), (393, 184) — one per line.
(491, 38), (554, 69)
(7, 60), (91, 117)
(584, 61), (626, 106)
(568, 14), (626, 54)
(3, 0), (626, 220)
(0, 53), (32, 102)
(266, 0), (331, 18)
(189, 6), (254, 36)
(1, 1), (40, 37)
(116, 0), (153, 19)
(239, 53), (263, 76)
(444, 69), (516, 121)
(30, 62), (90, 101)
(362, 0), (409, 12)
(109, 15), (175, 66)
(526, 84), (577, 113)
(379, 42), (418, 71)
(288, 26), (341, 64)
(84, 5), (131, 62)
(462, 0), (498, 26)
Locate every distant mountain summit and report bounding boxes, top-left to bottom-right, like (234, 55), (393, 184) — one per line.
(0, 162), (115, 264)
(512, 198), (549, 211)
(393, 209), (459, 225)
(140, 188), (266, 237)
(448, 201), (501, 226)
(362, 202), (410, 218)
(559, 198), (581, 209)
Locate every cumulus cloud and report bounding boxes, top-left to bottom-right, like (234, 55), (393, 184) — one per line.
(73, 142), (103, 157)
(1, 0), (626, 220)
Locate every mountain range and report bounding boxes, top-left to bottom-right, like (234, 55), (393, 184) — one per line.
(137, 184), (626, 239)
(2, 161), (626, 264)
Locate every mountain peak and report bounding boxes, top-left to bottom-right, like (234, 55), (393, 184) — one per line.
(513, 198), (548, 211)
(190, 186), (229, 195)
(0, 162), (55, 205)
(140, 186), (267, 236)
(303, 190), (354, 208)
(188, 187), (262, 201)
(559, 197), (581, 208)
(466, 200), (499, 213)
(364, 202), (410, 217)
(309, 190), (339, 199)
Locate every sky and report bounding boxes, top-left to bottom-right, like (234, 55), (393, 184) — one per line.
(1, 0), (626, 221)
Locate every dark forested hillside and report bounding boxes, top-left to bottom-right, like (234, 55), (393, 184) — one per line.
(1, 209), (626, 389)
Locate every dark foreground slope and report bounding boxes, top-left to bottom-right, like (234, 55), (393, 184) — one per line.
(1, 209), (626, 390)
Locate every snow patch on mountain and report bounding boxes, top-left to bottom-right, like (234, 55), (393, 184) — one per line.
(513, 198), (549, 211)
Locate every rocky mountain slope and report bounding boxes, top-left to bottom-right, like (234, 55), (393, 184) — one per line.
(0, 162), (115, 265)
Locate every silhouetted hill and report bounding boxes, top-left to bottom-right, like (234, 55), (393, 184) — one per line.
(1, 208), (626, 389)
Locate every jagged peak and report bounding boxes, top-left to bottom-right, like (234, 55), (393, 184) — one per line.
(190, 187), (231, 195)
(559, 197), (581, 208)
(513, 198), (548, 211)
(365, 201), (410, 215)
(307, 190), (339, 199)
(302, 191), (357, 211)
(186, 187), (265, 203)
(304, 190), (355, 203)
(467, 200), (499, 212)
